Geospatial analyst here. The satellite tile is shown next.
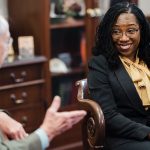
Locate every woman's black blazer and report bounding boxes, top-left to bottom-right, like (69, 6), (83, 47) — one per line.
(88, 55), (150, 147)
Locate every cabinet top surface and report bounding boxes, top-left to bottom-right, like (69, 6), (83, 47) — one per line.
(1, 56), (47, 68)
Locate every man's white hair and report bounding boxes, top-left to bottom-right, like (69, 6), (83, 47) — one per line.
(0, 15), (9, 35)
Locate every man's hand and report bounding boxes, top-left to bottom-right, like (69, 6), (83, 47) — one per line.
(40, 96), (87, 141)
(0, 112), (28, 140)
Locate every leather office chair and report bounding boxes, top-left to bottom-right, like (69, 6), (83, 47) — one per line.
(76, 79), (105, 150)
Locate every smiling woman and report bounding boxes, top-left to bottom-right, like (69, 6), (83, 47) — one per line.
(111, 13), (140, 61)
(87, 2), (150, 150)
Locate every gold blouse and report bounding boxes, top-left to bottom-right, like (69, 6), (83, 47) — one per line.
(119, 56), (150, 107)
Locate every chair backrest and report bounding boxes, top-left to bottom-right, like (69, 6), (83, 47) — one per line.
(76, 79), (105, 150)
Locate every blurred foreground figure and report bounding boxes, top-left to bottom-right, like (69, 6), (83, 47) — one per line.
(0, 15), (86, 150)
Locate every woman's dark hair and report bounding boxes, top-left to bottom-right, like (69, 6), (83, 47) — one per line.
(93, 2), (150, 69)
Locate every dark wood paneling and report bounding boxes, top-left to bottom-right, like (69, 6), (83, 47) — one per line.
(8, 0), (51, 105)
(84, 0), (100, 62)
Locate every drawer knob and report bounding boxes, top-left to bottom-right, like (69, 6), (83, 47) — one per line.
(10, 92), (27, 104)
(21, 116), (28, 127)
(10, 71), (27, 83)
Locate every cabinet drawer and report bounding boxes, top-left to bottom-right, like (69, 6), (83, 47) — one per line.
(9, 103), (45, 133)
(0, 64), (43, 86)
(0, 84), (43, 109)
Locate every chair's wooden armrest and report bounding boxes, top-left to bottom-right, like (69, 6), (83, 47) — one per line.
(77, 98), (105, 149)
(76, 79), (105, 149)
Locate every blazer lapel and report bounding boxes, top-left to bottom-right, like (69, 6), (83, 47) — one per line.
(114, 63), (146, 113)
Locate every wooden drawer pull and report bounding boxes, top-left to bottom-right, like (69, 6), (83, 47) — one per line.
(10, 71), (27, 83)
(10, 92), (27, 104)
(21, 116), (28, 127)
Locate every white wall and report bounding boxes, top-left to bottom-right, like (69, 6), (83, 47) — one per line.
(139, 0), (150, 16)
(99, 0), (110, 14)
(0, 0), (8, 19)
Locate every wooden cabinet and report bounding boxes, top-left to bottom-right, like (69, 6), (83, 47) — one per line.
(7, 0), (51, 136)
(0, 56), (47, 133)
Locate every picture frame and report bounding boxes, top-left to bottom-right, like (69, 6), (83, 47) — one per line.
(18, 36), (34, 58)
